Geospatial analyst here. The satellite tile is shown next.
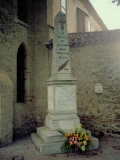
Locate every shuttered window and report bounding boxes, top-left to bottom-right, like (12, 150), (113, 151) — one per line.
(77, 8), (86, 32)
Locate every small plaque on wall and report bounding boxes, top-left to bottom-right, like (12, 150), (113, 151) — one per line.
(95, 83), (102, 93)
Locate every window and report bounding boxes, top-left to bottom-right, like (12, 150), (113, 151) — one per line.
(17, 44), (26, 103)
(61, 0), (66, 14)
(18, 0), (27, 23)
(77, 8), (85, 32)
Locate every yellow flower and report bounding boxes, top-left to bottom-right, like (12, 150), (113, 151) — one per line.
(77, 127), (81, 134)
(75, 134), (78, 138)
(72, 127), (75, 134)
(64, 133), (71, 138)
(64, 133), (68, 137)
(78, 124), (82, 128)
(80, 131), (86, 137)
(67, 133), (71, 137)
(84, 135), (88, 141)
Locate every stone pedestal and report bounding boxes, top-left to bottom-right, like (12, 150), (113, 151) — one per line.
(45, 80), (80, 130)
(31, 76), (99, 155)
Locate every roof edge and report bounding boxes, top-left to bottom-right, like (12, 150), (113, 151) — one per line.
(81, 0), (108, 30)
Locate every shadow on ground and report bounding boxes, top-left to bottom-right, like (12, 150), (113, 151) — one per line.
(0, 136), (120, 160)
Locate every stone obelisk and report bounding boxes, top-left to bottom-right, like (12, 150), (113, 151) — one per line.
(31, 11), (99, 155)
(45, 11), (80, 130)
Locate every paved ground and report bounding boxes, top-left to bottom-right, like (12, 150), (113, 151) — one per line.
(0, 135), (120, 160)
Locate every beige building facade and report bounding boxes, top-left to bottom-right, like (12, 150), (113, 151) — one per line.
(48, 0), (107, 33)
(1, 0), (120, 147)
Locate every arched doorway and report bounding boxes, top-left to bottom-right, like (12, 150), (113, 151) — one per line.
(17, 43), (26, 103)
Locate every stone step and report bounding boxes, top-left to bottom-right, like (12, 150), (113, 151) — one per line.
(31, 133), (44, 150)
(88, 136), (99, 150)
(37, 126), (66, 143)
(31, 132), (99, 155)
(31, 133), (64, 155)
(37, 126), (92, 143)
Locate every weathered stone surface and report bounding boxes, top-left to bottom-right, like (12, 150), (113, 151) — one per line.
(0, 73), (13, 147)
(0, 0), (36, 139)
(70, 42), (120, 137)
(31, 133), (64, 155)
(37, 126), (66, 143)
(69, 30), (120, 47)
(88, 137), (99, 150)
(51, 11), (71, 75)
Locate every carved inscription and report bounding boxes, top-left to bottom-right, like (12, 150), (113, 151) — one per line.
(56, 16), (70, 72)
(55, 85), (76, 110)
(58, 18), (66, 29)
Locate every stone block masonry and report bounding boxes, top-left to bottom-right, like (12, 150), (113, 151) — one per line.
(0, 0), (37, 139)
(70, 39), (120, 137)
(0, 73), (13, 147)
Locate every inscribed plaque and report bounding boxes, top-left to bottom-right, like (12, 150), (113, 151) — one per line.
(55, 85), (76, 110)
(95, 83), (102, 93)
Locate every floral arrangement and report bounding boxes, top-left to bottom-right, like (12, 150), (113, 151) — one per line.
(58, 124), (93, 155)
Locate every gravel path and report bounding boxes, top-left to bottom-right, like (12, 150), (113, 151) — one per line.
(0, 135), (120, 160)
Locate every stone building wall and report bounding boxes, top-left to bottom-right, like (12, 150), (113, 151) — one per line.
(0, 73), (13, 147)
(0, 0), (53, 140)
(33, 0), (50, 125)
(0, 0), (36, 139)
(69, 30), (120, 137)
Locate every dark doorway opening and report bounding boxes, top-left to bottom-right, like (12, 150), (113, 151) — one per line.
(17, 44), (26, 103)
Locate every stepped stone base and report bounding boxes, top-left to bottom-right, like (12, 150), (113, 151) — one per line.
(31, 126), (99, 155)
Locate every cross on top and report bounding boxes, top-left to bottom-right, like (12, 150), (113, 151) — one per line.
(59, 18), (66, 29)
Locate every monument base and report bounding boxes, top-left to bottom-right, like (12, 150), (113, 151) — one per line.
(45, 112), (80, 130)
(31, 126), (99, 155)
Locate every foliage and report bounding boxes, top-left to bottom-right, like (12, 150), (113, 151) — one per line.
(58, 124), (93, 155)
(112, 0), (120, 5)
